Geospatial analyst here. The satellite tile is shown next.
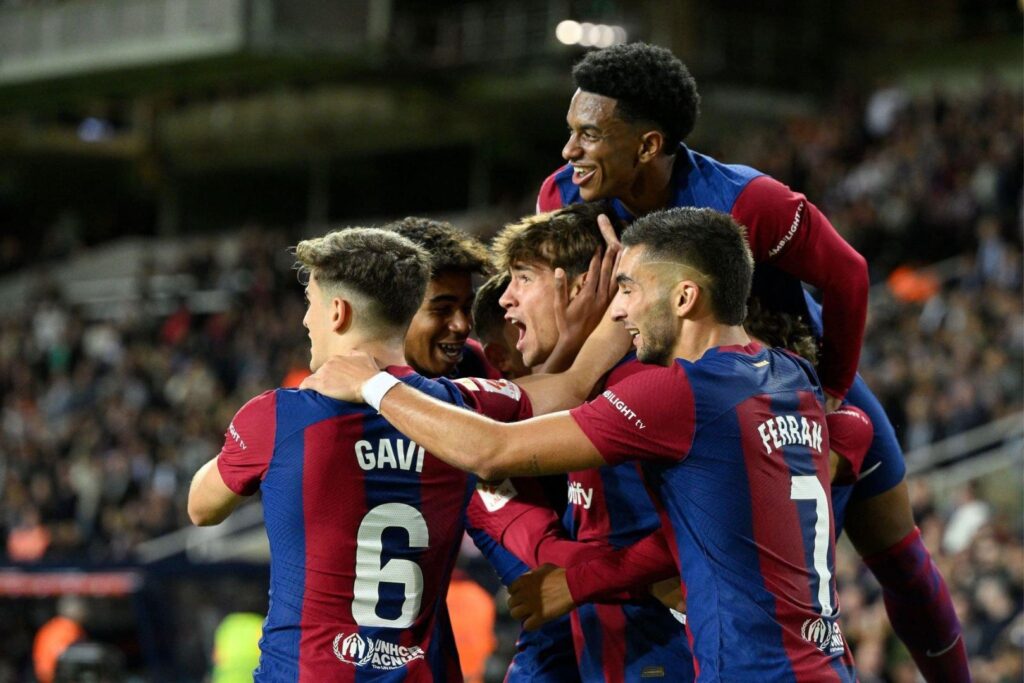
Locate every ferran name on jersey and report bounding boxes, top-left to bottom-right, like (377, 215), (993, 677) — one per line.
(355, 438), (425, 473)
(757, 415), (823, 456)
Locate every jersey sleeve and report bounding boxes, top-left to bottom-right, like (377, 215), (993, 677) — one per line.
(827, 404), (874, 485)
(565, 528), (678, 605)
(537, 169), (567, 213)
(452, 377), (534, 422)
(732, 175), (869, 398)
(569, 364), (696, 465)
(216, 390), (278, 496)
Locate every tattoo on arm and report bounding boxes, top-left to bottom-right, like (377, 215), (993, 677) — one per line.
(530, 453), (542, 475)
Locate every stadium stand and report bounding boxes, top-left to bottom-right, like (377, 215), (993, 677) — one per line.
(0, 0), (1019, 676)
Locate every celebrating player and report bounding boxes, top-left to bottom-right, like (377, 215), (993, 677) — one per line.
(186, 227), (622, 681)
(537, 42), (967, 680)
(383, 217), (499, 380)
(303, 208), (858, 681)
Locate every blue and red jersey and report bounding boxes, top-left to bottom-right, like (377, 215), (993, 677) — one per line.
(216, 367), (529, 682)
(561, 354), (694, 681)
(570, 343), (857, 682)
(538, 146), (869, 400)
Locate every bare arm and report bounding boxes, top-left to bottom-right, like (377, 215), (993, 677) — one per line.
(515, 311), (630, 415)
(188, 457), (246, 526)
(378, 385), (605, 480)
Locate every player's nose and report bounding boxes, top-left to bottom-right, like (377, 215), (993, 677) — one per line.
(562, 132), (582, 161)
(449, 309), (470, 335)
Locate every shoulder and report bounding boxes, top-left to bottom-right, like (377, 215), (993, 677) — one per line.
(537, 165), (575, 213)
(827, 405), (873, 450)
(231, 389), (278, 426)
(451, 376), (532, 422)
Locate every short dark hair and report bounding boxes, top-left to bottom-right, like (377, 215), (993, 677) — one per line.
(621, 208), (753, 325)
(294, 227), (430, 331)
(385, 217), (490, 279)
(744, 298), (820, 366)
(572, 42), (700, 153)
(491, 202), (623, 279)
(472, 272), (510, 345)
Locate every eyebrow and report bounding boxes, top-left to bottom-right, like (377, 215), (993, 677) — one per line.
(429, 294), (462, 304)
(615, 274), (636, 285)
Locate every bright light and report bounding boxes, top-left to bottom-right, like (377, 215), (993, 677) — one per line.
(554, 20), (627, 48)
(578, 22), (596, 47)
(594, 25), (615, 48)
(555, 20), (582, 45)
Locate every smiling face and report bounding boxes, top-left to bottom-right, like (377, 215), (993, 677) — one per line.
(562, 89), (645, 203)
(611, 246), (680, 366)
(403, 269), (474, 378)
(499, 260), (564, 369)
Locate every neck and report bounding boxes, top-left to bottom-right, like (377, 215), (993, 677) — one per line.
(621, 154), (676, 216)
(326, 332), (408, 369)
(672, 319), (751, 363)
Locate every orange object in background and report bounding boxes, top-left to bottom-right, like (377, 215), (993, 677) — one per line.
(281, 366), (311, 388)
(446, 570), (497, 683)
(887, 265), (940, 303)
(33, 615), (86, 683)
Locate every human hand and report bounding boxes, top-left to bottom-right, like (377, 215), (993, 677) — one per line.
(650, 577), (685, 613)
(825, 392), (842, 413)
(299, 351), (381, 402)
(508, 564), (575, 631)
(534, 215), (622, 374)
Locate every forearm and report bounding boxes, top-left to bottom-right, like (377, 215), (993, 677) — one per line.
(517, 313), (629, 415)
(778, 204), (868, 397)
(818, 247), (868, 397)
(564, 529), (677, 605)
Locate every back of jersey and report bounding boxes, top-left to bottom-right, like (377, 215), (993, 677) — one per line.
(646, 346), (855, 681)
(222, 371), (471, 682)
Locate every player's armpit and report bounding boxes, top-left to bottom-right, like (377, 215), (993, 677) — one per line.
(188, 456), (247, 526)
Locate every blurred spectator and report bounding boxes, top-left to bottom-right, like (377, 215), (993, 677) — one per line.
(32, 596), (86, 683)
(447, 569), (497, 683)
(210, 612), (263, 683)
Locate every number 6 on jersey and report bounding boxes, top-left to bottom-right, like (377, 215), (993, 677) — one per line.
(352, 503), (429, 628)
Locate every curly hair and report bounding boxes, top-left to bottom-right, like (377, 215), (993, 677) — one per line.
(294, 227), (430, 331)
(743, 298), (820, 367)
(491, 202), (624, 279)
(385, 217), (490, 279)
(572, 42), (700, 153)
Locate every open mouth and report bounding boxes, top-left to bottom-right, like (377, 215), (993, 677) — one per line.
(572, 165), (596, 186)
(506, 316), (528, 351)
(438, 343), (463, 363)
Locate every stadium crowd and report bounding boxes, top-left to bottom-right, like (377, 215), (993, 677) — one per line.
(0, 79), (1020, 681)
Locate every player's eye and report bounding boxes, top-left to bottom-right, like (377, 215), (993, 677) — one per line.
(580, 130), (602, 143)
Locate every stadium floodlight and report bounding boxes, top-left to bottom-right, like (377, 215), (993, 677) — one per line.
(555, 20), (583, 45)
(555, 20), (627, 47)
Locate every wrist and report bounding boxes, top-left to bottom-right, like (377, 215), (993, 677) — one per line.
(363, 372), (401, 411)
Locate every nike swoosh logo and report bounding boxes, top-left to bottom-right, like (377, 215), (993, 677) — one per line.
(925, 634), (961, 657)
(858, 461), (882, 479)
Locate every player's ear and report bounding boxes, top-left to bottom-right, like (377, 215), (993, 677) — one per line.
(637, 129), (664, 163)
(673, 279), (702, 319)
(331, 297), (353, 333)
(568, 272), (587, 300)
